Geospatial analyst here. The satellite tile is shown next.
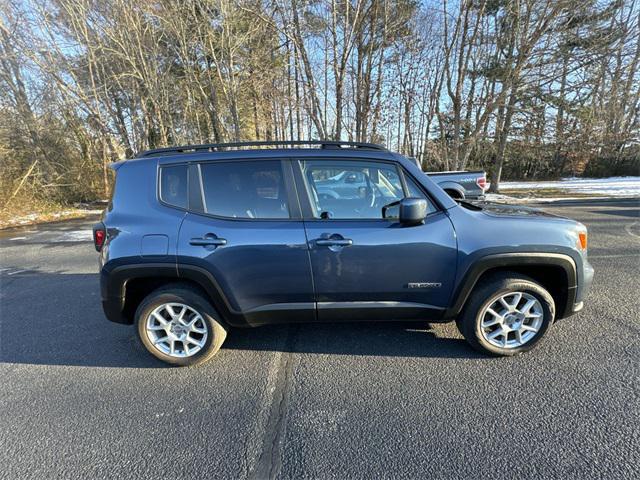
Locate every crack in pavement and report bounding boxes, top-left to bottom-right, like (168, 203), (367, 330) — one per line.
(249, 325), (299, 480)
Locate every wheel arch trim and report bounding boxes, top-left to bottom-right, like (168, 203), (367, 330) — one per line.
(445, 253), (577, 320)
(101, 262), (246, 326)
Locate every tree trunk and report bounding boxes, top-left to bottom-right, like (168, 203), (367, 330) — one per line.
(489, 88), (518, 193)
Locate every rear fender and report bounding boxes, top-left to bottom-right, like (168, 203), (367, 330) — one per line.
(101, 262), (250, 327)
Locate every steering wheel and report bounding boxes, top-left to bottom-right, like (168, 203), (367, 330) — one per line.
(368, 187), (376, 207)
(358, 186), (376, 208)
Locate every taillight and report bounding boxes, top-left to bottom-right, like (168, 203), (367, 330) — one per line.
(93, 223), (106, 252)
(476, 175), (487, 191)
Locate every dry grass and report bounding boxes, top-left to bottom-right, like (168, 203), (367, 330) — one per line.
(0, 198), (102, 229)
(499, 188), (607, 198)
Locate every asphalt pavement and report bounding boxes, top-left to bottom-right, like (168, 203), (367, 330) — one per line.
(1, 198), (638, 479)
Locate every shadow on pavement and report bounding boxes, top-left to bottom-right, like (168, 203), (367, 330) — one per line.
(0, 271), (481, 369)
(589, 208), (639, 218)
(223, 322), (480, 360)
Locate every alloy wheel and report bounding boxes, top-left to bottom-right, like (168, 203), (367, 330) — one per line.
(145, 302), (208, 357)
(479, 292), (544, 349)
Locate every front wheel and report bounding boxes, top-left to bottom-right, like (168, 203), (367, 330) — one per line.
(135, 285), (227, 366)
(457, 273), (555, 356)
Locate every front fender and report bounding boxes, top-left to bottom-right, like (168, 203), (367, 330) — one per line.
(444, 252), (577, 319)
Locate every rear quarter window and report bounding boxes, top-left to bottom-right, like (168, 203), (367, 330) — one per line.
(160, 165), (188, 209)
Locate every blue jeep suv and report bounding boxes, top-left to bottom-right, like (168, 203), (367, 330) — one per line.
(95, 141), (593, 365)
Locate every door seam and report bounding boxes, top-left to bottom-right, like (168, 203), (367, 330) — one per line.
(301, 218), (318, 321)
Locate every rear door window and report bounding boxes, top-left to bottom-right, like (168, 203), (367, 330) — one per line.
(199, 161), (290, 219)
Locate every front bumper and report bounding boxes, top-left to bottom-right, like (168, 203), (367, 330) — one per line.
(561, 258), (593, 319)
(579, 259), (595, 303)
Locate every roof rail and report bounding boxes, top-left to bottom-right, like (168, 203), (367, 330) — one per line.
(136, 140), (387, 158)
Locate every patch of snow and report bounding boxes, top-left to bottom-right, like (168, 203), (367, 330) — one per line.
(57, 230), (93, 242)
(7, 269), (28, 275)
(483, 193), (628, 204)
(1, 208), (102, 229)
(50, 209), (102, 218)
(485, 193), (517, 202)
(11, 214), (39, 225)
(499, 176), (640, 197)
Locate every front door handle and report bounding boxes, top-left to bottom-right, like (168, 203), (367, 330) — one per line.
(190, 234), (227, 247)
(316, 238), (353, 247)
(315, 235), (353, 247)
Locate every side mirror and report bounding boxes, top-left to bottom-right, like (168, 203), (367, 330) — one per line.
(399, 198), (427, 225)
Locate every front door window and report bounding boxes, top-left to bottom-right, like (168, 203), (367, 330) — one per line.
(299, 160), (434, 220)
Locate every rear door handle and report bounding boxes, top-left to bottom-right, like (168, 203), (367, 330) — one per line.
(190, 234), (227, 247)
(315, 238), (353, 247)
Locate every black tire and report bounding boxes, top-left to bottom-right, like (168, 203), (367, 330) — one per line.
(135, 284), (227, 366)
(456, 273), (555, 356)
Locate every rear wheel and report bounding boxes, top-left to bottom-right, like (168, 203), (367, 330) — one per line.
(457, 273), (555, 356)
(445, 189), (464, 200)
(135, 285), (227, 366)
